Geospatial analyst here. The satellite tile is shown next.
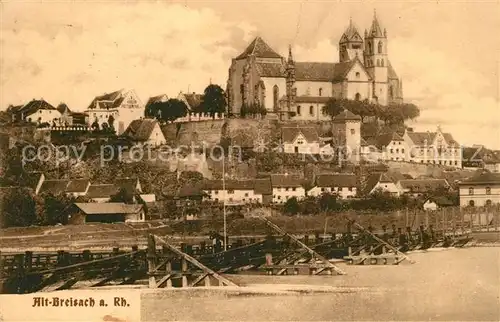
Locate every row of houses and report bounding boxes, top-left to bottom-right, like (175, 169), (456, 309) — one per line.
(26, 172), (155, 203)
(6, 90), (208, 136)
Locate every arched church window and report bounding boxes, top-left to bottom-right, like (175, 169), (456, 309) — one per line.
(273, 85), (279, 110)
(309, 106), (314, 115)
(355, 93), (361, 101)
(368, 42), (372, 54)
(377, 59), (380, 67)
(378, 41), (383, 54)
(319, 88), (323, 96)
(389, 86), (394, 99)
(355, 72), (360, 79)
(297, 105), (301, 115)
(381, 59), (384, 67)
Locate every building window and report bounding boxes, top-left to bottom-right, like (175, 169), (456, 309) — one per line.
(368, 42), (372, 54)
(321, 188), (325, 192)
(292, 187), (296, 191)
(377, 59), (380, 67)
(355, 72), (360, 79)
(402, 148), (405, 153)
(389, 86), (394, 99)
(285, 188), (289, 191)
(309, 106), (314, 115)
(469, 187), (474, 195)
(350, 129), (355, 135)
(355, 93), (361, 101)
(273, 85), (279, 110)
(378, 41), (383, 54)
(214, 190), (218, 195)
(294, 146), (299, 153)
(381, 59), (384, 67)
(228, 189), (234, 194)
(390, 149), (393, 153)
(319, 88), (323, 96)
(486, 187), (491, 195)
(486, 200), (492, 207)
(469, 200), (475, 207)
(348, 187), (353, 192)
(244, 192), (249, 197)
(297, 105), (301, 115)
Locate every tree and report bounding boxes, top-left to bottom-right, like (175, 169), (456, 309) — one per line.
(57, 102), (69, 112)
(0, 188), (37, 228)
(319, 193), (339, 212)
(153, 99), (188, 122)
(323, 98), (343, 119)
(284, 197), (300, 215)
(300, 196), (321, 215)
(108, 115), (115, 132)
(41, 192), (75, 225)
(201, 84), (226, 117)
(110, 187), (135, 204)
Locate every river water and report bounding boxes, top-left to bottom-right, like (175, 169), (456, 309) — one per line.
(141, 247), (500, 321)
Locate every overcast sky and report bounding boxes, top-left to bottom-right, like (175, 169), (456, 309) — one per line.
(1, 1), (499, 148)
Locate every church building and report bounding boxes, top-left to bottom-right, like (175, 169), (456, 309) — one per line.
(226, 13), (403, 119)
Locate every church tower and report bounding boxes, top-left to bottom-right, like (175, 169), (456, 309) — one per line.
(339, 18), (364, 62)
(364, 11), (388, 105)
(285, 45), (296, 119)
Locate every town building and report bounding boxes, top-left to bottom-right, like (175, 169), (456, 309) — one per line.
(177, 92), (204, 111)
(65, 179), (91, 197)
(86, 184), (120, 203)
(226, 13), (403, 117)
(307, 173), (357, 199)
(12, 99), (61, 125)
(203, 178), (272, 205)
(363, 172), (402, 196)
(330, 110), (362, 162)
(369, 132), (407, 162)
(37, 179), (70, 195)
(459, 171), (500, 207)
(281, 127), (320, 154)
(270, 174), (305, 203)
(86, 89), (144, 135)
(122, 119), (166, 146)
(56, 104), (73, 126)
(402, 126), (461, 168)
(397, 178), (450, 198)
(69, 203), (145, 224)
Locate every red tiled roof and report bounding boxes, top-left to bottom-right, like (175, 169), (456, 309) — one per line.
(145, 94), (168, 108)
(115, 178), (141, 194)
(87, 90), (124, 110)
(371, 132), (404, 149)
(235, 37), (282, 60)
(19, 100), (57, 117)
(294, 61), (355, 82)
(203, 179), (255, 191)
(387, 61), (398, 79)
(182, 93), (204, 110)
(254, 178), (272, 195)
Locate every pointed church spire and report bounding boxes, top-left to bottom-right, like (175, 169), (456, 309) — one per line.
(368, 9), (384, 38)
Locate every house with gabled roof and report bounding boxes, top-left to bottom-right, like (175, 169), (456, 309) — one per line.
(397, 178), (450, 197)
(459, 171), (500, 207)
(86, 184), (120, 203)
(38, 179), (70, 195)
(145, 94), (169, 112)
(203, 178), (272, 205)
(403, 126), (461, 168)
(226, 13), (403, 118)
(363, 172), (402, 196)
(307, 173), (358, 199)
(65, 179), (91, 197)
(281, 126), (320, 154)
(270, 174), (305, 203)
(86, 89), (144, 135)
(13, 99), (61, 125)
(121, 119), (166, 146)
(69, 202), (145, 224)
(177, 92), (204, 111)
(369, 131), (407, 162)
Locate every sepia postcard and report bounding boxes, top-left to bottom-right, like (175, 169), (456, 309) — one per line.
(0, 0), (499, 321)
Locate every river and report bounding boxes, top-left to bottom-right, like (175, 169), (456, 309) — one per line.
(142, 247), (500, 321)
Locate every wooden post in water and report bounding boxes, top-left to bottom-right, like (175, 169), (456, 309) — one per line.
(147, 234), (157, 289)
(162, 245), (172, 288)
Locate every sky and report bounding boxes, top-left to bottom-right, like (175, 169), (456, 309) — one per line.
(1, 0), (499, 149)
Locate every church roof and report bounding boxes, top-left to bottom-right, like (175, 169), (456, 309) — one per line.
(294, 61), (354, 82)
(387, 61), (398, 79)
(340, 19), (363, 43)
(235, 37), (282, 60)
(368, 14), (385, 38)
(255, 62), (286, 77)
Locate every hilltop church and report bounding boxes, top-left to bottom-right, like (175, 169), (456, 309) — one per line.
(226, 13), (403, 121)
